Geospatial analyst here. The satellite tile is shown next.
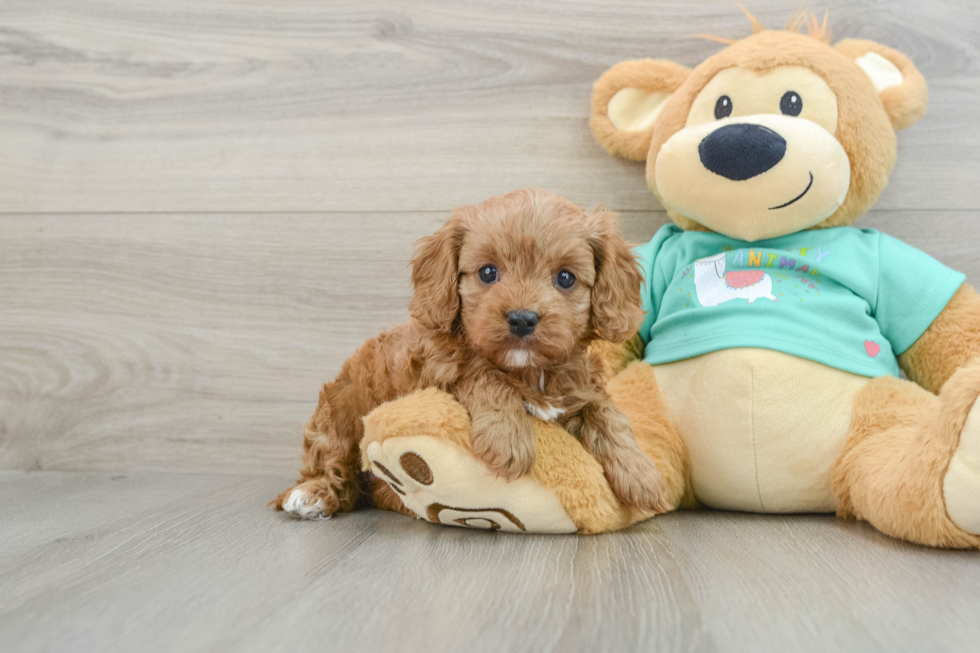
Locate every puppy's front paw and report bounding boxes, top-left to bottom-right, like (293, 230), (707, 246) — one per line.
(472, 412), (537, 481)
(603, 452), (670, 514)
(582, 410), (671, 514)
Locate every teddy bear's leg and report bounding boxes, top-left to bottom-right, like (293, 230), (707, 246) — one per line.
(360, 382), (694, 533)
(832, 359), (980, 548)
(605, 361), (694, 510)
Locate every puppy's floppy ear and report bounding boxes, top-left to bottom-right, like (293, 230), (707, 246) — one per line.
(836, 39), (928, 131)
(410, 211), (465, 333)
(585, 210), (643, 343)
(591, 59), (691, 161)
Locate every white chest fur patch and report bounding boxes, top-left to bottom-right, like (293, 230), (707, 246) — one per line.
(505, 349), (532, 368)
(523, 401), (566, 422)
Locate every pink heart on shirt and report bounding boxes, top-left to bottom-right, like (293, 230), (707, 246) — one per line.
(864, 340), (881, 358)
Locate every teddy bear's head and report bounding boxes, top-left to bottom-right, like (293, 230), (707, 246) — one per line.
(590, 11), (928, 242)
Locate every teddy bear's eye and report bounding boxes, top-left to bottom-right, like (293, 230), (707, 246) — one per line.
(714, 95), (733, 119)
(780, 91), (803, 116)
(478, 265), (498, 284)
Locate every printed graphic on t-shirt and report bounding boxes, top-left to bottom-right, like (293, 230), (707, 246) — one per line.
(684, 246), (827, 308)
(693, 252), (777, 307)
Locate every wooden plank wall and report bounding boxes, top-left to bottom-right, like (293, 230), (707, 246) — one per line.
(2, 0), (978, 474)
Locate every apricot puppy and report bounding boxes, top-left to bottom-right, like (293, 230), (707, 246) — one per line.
(275, 189), (668, 519)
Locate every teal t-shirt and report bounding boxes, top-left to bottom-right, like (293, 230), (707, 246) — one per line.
(634, 225), (966, 378)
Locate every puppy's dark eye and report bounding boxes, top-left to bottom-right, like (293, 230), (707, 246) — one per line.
(714, 95), (733, 119)
(780, 91), (802, 116)
(555, 270), (576, 289)
(478, 265), (497, 284)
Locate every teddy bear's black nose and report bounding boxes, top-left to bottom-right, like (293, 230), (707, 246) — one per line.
(698, 123), (787, 181)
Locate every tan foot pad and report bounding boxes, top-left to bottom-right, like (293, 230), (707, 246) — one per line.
(364, 435), (577, 534)
(945, 402), (980, 535)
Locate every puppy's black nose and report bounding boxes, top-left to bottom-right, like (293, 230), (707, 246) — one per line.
(507, 309), (539, 337)
(698, 123), (786, 181)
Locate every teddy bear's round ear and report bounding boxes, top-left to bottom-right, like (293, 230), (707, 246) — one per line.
(835, 39), (928, 131)
(590, 59), (691, 161)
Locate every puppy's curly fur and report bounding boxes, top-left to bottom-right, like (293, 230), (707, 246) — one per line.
(274, 189), (669, 518)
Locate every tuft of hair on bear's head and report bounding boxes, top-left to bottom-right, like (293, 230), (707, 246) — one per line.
(694, 6), (832, 46)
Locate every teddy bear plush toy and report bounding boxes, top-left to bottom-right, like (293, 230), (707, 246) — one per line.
(346, 11), (980, 547)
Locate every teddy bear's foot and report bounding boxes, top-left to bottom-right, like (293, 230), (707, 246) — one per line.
(362, 434), (577, 533)
(943, 362), (980, 535)
(834, 366), (980, 548)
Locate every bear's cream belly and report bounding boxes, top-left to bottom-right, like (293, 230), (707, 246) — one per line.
(652, 348), (870, 513)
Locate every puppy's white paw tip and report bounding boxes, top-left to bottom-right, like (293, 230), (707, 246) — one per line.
(282, 488), (330, 520)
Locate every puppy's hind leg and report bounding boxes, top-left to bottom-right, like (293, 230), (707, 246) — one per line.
(273, 393), (362, 520)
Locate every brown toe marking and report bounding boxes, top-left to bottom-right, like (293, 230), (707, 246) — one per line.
(372, 461), (403, 487)
(455, 518), (501, 530)
(399, 451), (433, 485)
(426, 503), (525, 531)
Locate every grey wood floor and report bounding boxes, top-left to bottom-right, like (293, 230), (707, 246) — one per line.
(3, 471), (980, 653)
(2, 1), (979, 651)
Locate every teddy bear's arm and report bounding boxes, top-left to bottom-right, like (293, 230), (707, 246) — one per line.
(620, 331), (647, 366)
(899, 283), (980, 393)
(588, 332), (646, 381)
